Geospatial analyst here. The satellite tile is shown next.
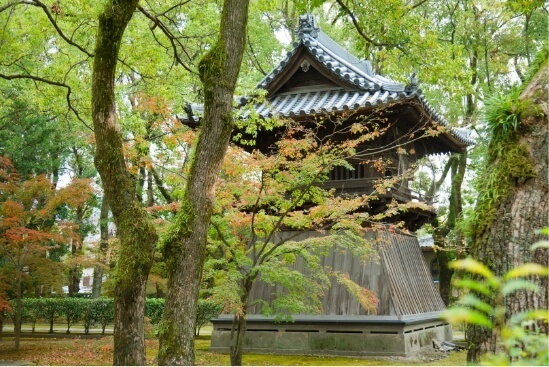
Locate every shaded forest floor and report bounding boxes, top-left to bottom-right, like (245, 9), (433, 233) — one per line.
(0, 335), (466, 366)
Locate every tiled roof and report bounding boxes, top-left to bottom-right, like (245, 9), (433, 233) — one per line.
(252, 88), (473, 146)
(254, 14), (473, 146)
(180, 14), (474, 146)
(257, 14), (406, 93)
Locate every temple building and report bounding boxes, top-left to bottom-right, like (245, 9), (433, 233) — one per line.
(183, 14), (472, 357)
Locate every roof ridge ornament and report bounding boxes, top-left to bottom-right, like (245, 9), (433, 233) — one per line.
(297, 13), (319, 39)
(404, 71), (419, 94)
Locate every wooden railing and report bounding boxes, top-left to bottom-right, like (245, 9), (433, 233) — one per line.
(320, 178), (433, 205)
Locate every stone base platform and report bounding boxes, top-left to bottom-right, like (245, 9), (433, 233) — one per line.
(210, 313), (452, 357)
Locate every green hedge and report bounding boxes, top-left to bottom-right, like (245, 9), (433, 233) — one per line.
(8, 297), (221, 335)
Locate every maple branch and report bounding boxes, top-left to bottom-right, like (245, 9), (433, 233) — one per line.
(248, 171), (267, 261)
(210, 219), (238, 262)
(256, 167), (327, 266)
(258, 213), (357, 270)
(0, 73), (93, 131)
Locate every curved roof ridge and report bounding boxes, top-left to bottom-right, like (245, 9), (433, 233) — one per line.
(257, 14), (406, 94)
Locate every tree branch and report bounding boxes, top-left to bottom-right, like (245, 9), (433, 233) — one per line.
(410, 0), (430, 10)
(211, 219), (238, 262)
(137, 4), (196, 75)
(246, 34), (268, 76)
(0, 0), (34, 13)
(0, 73), (93, 131)
(150, 166), (173, 203)
(334, 0), (405, 51)
(26, 0), (94, 57)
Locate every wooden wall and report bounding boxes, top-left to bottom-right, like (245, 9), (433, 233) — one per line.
(247, 229), (445, 317)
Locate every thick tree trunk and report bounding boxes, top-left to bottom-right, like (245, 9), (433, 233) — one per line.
(92, 1), (158, 365)
(157, 0), (250, 364)
(467, 63), (548, 362)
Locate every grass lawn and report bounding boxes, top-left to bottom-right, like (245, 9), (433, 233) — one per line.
(0, 336), (467, 366)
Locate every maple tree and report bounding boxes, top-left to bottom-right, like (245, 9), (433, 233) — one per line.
(0, 157), (92, 349)
(204, 110), (436, 364)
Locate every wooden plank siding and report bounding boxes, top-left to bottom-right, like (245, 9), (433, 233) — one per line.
(376, 230), (446, 314)
(247, 229), (445, 317)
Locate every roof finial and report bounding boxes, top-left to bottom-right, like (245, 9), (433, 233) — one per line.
(297, 13), (319, 39)
(404, 71), (419, 94)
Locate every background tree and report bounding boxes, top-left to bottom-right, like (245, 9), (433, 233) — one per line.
(0, 1), (272, 363)
(0, 157), (92, 349)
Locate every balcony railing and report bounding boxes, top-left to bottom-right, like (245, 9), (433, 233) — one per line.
(321, 178), (433, 205)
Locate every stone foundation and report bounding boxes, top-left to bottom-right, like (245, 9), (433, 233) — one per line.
(210, 313), (452, 356)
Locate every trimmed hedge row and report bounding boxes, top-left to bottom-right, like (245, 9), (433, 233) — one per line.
(5, 298), (221, 335)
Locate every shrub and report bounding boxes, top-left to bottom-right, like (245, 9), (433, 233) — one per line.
(60, 298), (87, 333)
(196, 299), (222, 336)
(145, 298), (165, 325)
(42, 298), (61, 333)
(93, 298), (114, 335)
(21, 298), (43, 332)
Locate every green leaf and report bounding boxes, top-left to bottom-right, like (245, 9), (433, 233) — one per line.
(535, 227), (549, 235)
(509, 309), (549, 326)
(442, 307), (493, 328)
(504, 263), (549, 279)
(452, 278), (492, 297)
(458, 294), (493, 314)
(502, 279), (540, 296)
(451, 258), (496, 282)
(530, 240), (549, 250)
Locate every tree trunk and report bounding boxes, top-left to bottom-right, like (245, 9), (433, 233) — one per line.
(229, 313), (247, 366)
(157, 0), (250, 364)
(229, 281), (252, 366)
(92, 197), (109, 298)
(434, 152), (467, 305)
(467, 63), (548, 362)
(68, 240), (81, 297)
(14, 271), (21, 350)
(91, 1), (158, 365)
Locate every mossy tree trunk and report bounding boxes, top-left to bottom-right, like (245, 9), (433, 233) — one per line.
(467, 63), (548, 362)
(433, 151), (467, 305)
(91, 1), (158, 365)
(157, 0), (250, 364)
